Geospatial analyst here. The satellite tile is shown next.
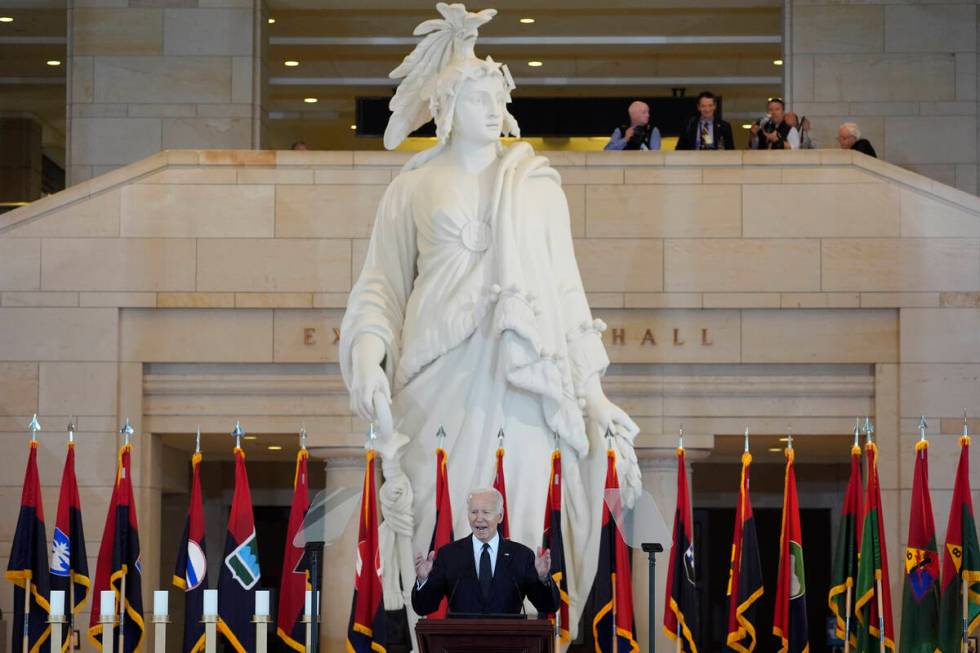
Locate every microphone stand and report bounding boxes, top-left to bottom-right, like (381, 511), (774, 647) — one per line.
(305, 541), (325, 653)
(641, 543), (663, 653)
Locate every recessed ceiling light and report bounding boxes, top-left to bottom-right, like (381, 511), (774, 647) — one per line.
(267, 445), (283, 451)
(304, 97), (318, 103)
(741, 123), (752, 129)
(284, 60), (299, 67)
(350, 124), (357, 130)
(267, 17), (276, 24)
(768, 447), (782, 452)
(243, 435), (257, 441)
(0, 16), (13, 23)
(772, 59), (784, 66)
(527, 60), (543, 67)
(46, 60), (61, 67)
(519, 17), (535, 24)
(779, 436), (790, 442)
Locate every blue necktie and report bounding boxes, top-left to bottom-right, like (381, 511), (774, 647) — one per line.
(479, 543), (492, 598)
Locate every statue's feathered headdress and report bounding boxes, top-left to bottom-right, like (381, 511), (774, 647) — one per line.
(384, 3), (516, 150)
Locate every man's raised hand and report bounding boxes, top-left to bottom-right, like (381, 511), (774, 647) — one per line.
(535, 547), (552, 582)
(415, 550), (435, 581)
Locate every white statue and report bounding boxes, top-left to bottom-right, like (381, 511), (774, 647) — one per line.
(339, 2), (641, 641)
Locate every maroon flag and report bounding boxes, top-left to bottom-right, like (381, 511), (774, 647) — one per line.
(428, 442), (454, 619)
(173, 450), (207, 653)
(664, 444), (698, 653)
(593, 447), (639, 653)
(277, 447), (310, 652)
(542, 449), (571, 642)
(217, 447), (261, 653)
(346, 449), (386, 653)
(87, 443), (145, 653)
(6, 439), (51, 653)
(51, 440), (90, 653)
(726, 450), (763, 653)
(899, 437), (940, 652)
(492, 436), (510, 540)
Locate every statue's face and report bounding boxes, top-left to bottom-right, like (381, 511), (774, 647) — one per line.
(452, 74), (505, 146)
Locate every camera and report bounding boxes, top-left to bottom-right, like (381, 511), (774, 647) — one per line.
(626, 123), (652, 150)
(760, 115), (776, 134)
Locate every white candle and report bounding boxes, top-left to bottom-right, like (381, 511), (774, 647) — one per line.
(153, 590), (168, 617)
(50, 590), (65, 617)
(255, 590), (270, 617)
(203, 589), (218, 616)
(100, 590), (115, 618)
(304, 590), (312, 617)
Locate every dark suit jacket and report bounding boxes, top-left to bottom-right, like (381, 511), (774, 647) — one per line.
(676, 116), (735, 150)
(851, 138), (877, 158)
(411, 535), (560, 617)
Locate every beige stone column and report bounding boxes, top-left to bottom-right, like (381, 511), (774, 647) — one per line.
(631, 448), (701, 653)
(313, 448), (365, 653)
(66, 0), (265, 185)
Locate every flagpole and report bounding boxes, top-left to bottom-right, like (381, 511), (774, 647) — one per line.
(23, 414), (41, 653)
(606, 429), (618, 653)
(961, 412), (970, 653)
(117, 418), (133, 653)
(676, 427), (683, 653)
(842, 418), (860, 653)
(67, 418), (76, 652)
(865, 417), (886, 651)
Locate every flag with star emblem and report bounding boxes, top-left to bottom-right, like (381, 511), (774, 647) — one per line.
(51, 440), (90, 653)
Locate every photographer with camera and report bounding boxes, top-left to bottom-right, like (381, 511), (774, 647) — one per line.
(748, 98), (792, 150)
(604, 100), (662, 151)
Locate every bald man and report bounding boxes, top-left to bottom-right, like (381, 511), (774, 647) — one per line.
(604, 100), (661, 151)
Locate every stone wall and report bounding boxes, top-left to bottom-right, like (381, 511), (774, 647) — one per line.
(791, 0), (979, 193)
(1, 149), (979, 651)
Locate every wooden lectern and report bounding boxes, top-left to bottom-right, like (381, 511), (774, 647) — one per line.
(416, 618), (554, 653)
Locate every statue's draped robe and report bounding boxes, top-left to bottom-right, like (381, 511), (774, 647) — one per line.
(340, 143), (613, 637)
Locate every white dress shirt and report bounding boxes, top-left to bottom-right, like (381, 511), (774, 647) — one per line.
(473, 532), (500, 576)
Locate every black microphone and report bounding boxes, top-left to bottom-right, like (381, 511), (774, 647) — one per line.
(445, 576), (461, 616)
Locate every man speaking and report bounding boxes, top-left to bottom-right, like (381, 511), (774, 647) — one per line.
(412, 488), (560, 616)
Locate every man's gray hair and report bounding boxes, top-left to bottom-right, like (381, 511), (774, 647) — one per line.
(467, 487), (504, 516)
(840, 122), (861, 139)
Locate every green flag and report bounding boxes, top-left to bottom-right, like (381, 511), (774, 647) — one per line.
(937, 434), (980, 652)
(855, 441), (895, 653)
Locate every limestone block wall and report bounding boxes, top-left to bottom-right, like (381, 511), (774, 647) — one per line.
(1, 149), (979, 651)
(791, 0), (980, 193)
(67, 1), (263, 186)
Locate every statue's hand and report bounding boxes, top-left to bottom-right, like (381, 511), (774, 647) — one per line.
(608, 425), (642, 509)
(584, 389), (639, 442)
(350, 362), (391, 422)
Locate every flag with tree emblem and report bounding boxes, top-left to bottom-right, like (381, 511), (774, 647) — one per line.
(773, 446), (808, 653)
(217, 446), (261, 653)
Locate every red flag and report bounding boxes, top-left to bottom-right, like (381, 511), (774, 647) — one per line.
(428, 444), (454, 619)
(937, 433), (980, 652)
(87, 443), (145, 653)
(173, 451), (207, 653)
(593, 448), (639, 653)
(900, 437), (940, 652)
(828, 442), (862, 647)
(542, 449), (571, 642)
(726, 450), (764, 653)
(277, 448), (310, 653)
(664, 445), (698, 653)
(51, 440), (90, 653)
(773, 446), (808, 653)
(492, 441), (510, 540)
(217, 447), (261, 653)
(6, 440), (51, 653)
(346, 449), (386, 653)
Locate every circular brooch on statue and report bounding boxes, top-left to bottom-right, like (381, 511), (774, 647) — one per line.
(460, 220), (491, 252)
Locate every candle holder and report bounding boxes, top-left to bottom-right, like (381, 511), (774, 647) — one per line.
(202, 613), (219, 653)
(253, 613), (272, 653)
